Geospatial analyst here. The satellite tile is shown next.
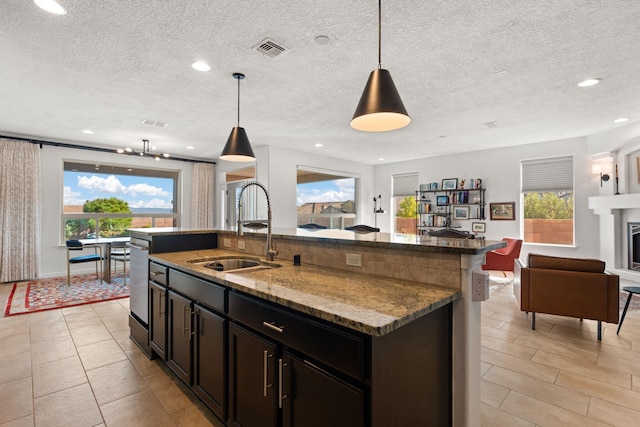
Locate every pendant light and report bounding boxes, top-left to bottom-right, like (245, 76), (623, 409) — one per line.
(220, 72), (256, 162)
(351, 0), (410, 132)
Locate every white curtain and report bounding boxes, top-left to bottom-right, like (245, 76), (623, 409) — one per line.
(191, 162), (215, 229)
(0, 139), (42, 282)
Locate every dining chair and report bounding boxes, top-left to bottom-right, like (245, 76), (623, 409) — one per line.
(110, 241), (130, 286)
(66, 240), (103, 285)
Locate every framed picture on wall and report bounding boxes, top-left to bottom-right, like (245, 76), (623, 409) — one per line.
(472, 222), (486, 233)
(490, 202), (515, 220)
(442, 178), (458, 190)
(436, 195), (449, 206)
(452, 206), (470, 220)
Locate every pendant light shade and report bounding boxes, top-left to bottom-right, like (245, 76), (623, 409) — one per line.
(220, 72), (256, 162)
(351, 68), (410, 132)
(350, 0), (410, 132)
(221, 126), (255, 162)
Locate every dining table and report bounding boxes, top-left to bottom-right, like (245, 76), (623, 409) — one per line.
(79, 236), (130, 283)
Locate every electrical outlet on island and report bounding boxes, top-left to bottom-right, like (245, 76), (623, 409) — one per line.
(472, 270), (490, 301)
(238, 240), (246, 250)
(346, 253), (362, 267)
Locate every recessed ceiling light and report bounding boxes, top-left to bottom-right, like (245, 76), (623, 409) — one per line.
(314, 35), (331, 45)
(34, 0), (67, 15)
(577, 78), (601, 87)
(315, 143), (323, 148)
(186, 146), (194, 150)
(613, 117), (629, 123)
(378, 158), (385, 161)
(82, 129), (94, 134)
(191, 61), (211, 72)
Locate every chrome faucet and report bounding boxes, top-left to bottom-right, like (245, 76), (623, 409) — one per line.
(237, 181), (278, 261)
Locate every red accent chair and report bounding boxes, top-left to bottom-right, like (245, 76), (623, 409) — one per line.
(482, 238), (522, 272)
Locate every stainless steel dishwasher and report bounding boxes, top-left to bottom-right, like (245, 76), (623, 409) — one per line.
(128, 238), (150, 352)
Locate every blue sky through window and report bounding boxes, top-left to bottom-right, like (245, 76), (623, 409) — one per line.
(64, 171), (174, 212)
(296, 178), (354, 206)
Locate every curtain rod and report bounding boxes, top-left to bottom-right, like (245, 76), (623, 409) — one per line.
(0, 134), (215, 165)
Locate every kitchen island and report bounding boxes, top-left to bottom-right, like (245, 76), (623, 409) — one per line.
(129, 228), (504, 427)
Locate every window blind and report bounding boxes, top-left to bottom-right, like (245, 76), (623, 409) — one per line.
(392, 172), (419, 197)
(522, 156), (573, 192)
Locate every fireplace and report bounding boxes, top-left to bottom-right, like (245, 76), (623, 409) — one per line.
(629, 222), (640, 271)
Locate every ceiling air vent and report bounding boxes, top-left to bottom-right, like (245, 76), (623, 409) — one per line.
(253, 38), (287, 58)
(483, 121), (499, 128)
(142, 119), (168, 127)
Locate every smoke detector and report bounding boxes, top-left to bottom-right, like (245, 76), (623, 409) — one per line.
(253, 38), (287, 58)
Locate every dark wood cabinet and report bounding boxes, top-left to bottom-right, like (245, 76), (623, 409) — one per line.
(149, 262), (452, 427)
(229, 323), (278, 427)
(228, 293), (366, 427)
(153, 270), (228, 421)
(167, 290), (192, 384)
(282, 352), (365, 427)
(149, 281), (167, 360)
(193, 303), (227, 422)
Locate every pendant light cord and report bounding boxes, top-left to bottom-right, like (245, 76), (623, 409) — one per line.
(237, 76), (241, 126)
(377, 0), (382, 69)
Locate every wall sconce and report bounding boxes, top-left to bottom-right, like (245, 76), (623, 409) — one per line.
(592, 160), (613, 187)
(373, 195), (385, 214)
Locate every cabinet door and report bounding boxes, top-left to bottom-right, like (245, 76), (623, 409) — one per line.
(229, 323), (278, 427)
(167, 290), (192, 385)
(193, 304), (227, 421)
(149, 281), (167, 360)
(282, 352), (365, 427)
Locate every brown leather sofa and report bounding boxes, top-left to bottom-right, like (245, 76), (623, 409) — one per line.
(514, 253), (619, 340)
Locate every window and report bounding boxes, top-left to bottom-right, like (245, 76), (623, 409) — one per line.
(63, 161), (179, 240)
(392, 172), (418, 233)
(521, 156), (574, 245)
(296, 167), (356, 229)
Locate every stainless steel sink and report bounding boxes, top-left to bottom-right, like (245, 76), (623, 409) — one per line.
(188, 256), (281, 272)
(203, 259), (261, 271)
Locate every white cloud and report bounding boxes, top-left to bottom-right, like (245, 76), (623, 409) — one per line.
(297, 190), (353, 205)
(129, 198), (173, 209)
(77, 175), (126, 194)
(126, 183), (169, 197)
(63, 186), (84, 205)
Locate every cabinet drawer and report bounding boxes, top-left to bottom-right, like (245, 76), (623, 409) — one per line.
(169, 269), (226, 313)
(149, 262), (168, 285)
(229, 292), (365, 381)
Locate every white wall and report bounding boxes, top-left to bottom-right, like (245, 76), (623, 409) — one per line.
(40, 145), (195, 277)
(374, 137), (601, 261)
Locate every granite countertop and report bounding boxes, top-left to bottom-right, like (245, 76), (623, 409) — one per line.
(149, 249), (461, 337)
(128, 227), (505, 255)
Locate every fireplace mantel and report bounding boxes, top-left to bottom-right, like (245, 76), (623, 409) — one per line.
(588, 193), (640, 283)
(588, 193), (640, 211)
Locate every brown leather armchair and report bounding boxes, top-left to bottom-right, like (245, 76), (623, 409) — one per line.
(514, 253), (619, 340)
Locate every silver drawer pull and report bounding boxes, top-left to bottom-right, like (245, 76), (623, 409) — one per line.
(150, 271), (165, 277)
(263, 350), (273, 396)
(278, 358), (288, 408)
(262, 321), (285, 333)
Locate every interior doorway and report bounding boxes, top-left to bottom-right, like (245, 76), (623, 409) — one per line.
(224, 166), (255, 228)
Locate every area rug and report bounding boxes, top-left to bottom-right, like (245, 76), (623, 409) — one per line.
(3, 273), (129, 316)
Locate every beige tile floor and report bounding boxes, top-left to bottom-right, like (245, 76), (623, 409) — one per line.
(0, 283), (224, 427)
(2, 277), (640, 426)
(482, 276), (640, 426)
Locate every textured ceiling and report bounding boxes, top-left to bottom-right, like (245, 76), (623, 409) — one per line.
(1, 0), (639, 164)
